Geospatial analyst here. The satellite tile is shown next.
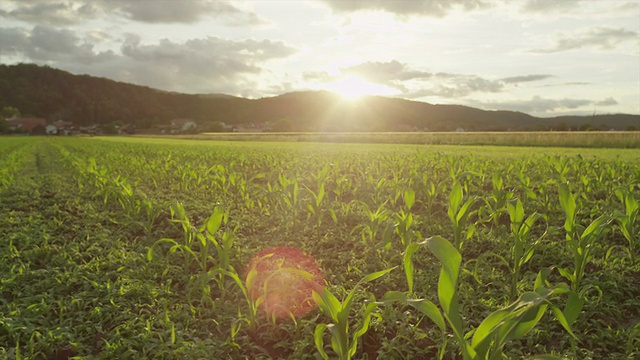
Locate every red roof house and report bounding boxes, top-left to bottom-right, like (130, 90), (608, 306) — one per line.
(6, 118), (46, 133)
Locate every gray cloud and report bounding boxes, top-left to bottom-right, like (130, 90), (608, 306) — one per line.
(473, 96), (596, 114)
(101, 0), (265, 25)
(107, 35), (296, 94)
(0, 1), (93, 25)
(342, 60), (432, 82)
(0, 25), (115, 64)
(520, 0), (584, 14)
(501, 74), (553, 84)
(0, 0), (265, 25)
(320, 0), (493, 17)
(594, 97), (618, 106)
(305, 61), (559, 99)
(424, 75), (504, 97)
(1, 25), (296, 96)
(532, 27), (638, 53)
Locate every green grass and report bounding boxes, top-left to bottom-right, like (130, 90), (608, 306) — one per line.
(1, 136), (639, 359)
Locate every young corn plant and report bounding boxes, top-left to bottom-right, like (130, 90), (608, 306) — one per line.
(304, 183), (335, 227)
(148, 203), (235, 302)
(473, 198), (546, 302)
(612, 187), (639, 264)
(351, 201), (393, 248)
(448, 182), (476, 249)
(480, 174), (514, 227)
(505, 199), (544, 301)
(312, 268), (395, 360)
(558, 183), (612, 292)
(386, 236), (581, 360)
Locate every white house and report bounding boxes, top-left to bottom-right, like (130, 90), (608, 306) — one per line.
(170, 119), (197, 132)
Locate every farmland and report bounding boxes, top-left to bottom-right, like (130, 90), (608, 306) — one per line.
(1, 136), (639, 359)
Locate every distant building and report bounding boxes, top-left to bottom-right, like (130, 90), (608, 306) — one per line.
(170, 118), (197, 132)
(6, 118), (46, 134)
(53, 120), (74, 135)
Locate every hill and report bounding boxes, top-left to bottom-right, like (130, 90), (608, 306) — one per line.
(1, 63), (638, 131)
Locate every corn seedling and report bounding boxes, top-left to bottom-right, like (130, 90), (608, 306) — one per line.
(448, 182), (476, 249)
(312, 267), (395, 360)
(394, 236), (581, 360)
(558, 183), (612, 292)
(612, 187), (639, 264)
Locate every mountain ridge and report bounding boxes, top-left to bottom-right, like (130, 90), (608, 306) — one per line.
(1, 63), (638, 131)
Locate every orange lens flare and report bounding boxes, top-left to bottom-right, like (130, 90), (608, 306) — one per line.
(243, 246), (324, 320)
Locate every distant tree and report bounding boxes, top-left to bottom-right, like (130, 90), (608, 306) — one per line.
(270, 118), (296, 132)
(550, 122), (568, 131)
(0, 119), (8, 133)
(578, 123), (594, 131)
(1, 106), (20, 119)
(627, 125), (637, 131)
(200, 121), (225, 133)
(100, 123), (118, 135)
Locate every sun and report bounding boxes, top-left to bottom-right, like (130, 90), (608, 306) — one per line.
(322, 75), (400, 100)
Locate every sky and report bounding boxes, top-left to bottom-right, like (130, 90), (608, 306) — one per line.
(0, 0), (639, 117)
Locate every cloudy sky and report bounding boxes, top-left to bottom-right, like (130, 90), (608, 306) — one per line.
(1, 0), (638, 117)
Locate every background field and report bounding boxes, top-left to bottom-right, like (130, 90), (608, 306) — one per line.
(1, 135), (639, 359)
(171, 131), (640, 148)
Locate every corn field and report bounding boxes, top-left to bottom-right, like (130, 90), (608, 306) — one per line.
(0, 136), (639, 359)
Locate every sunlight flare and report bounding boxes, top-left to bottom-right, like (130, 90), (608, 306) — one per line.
(322, 75), (400, 99)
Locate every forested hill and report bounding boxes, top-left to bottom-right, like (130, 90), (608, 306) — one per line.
(1, 63), (638, 131)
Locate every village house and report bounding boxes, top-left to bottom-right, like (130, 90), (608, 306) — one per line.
(6, 118), (47, 134)
(170, 119), (197, 132)
(53, 120), (74, 135)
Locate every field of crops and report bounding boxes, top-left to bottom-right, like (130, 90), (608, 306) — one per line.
(1, 136), (639, 359)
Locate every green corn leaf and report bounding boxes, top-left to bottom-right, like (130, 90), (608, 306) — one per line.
(206, 207), (225, 235)
(406, 298), (446, 331)
(426, 236), (461, 314)
(557, 267), (574, 284)
(349, 302), (378, 357)
(313, 288), (342, 323)
(404, 242), (422, 294)
(501, 299), (547, 343)
(147, 238), (180, 261)
(448, 183), (463, 220)
(471, 307), (512, 350)
(558, 183), (576, 231)
(358, 266), (396, 285)
(580, 214), (609, 241)
(426, 236), (464, 337)
(456, 198), (476, 223)
(379, 290), (406, 303)
(314, 324), (329, 360)
(563, 290), (583, 325)
(507, 198), (525, 226)
(404, 188), (415, 211)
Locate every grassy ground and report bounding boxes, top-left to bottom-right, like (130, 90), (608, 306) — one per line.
(1, 136), (639, 359)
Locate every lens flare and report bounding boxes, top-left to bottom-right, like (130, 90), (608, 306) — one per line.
(243, 246), (324, 320)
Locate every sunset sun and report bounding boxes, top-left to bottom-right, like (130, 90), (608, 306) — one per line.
(323, 75), (400, 100)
